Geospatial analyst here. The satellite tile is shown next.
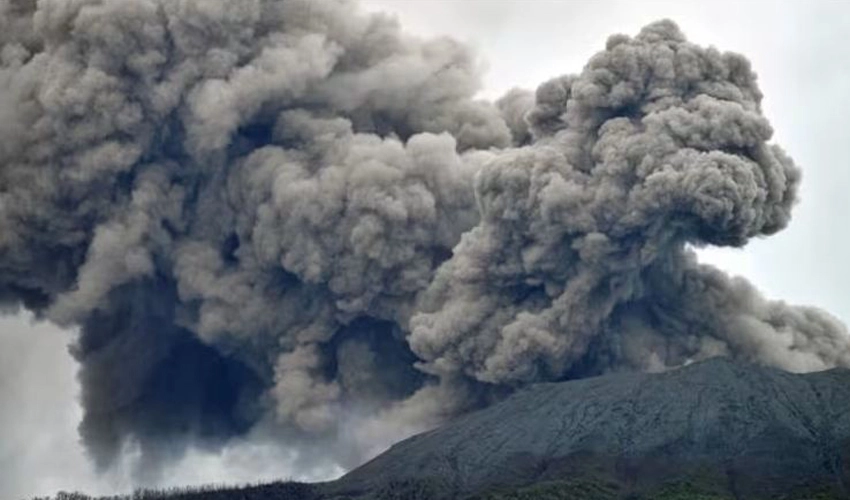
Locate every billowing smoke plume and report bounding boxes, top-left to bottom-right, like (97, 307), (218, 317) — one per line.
(1, 0), (847, 479)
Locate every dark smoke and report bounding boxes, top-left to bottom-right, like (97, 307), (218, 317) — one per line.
(0, 0), (846, 480)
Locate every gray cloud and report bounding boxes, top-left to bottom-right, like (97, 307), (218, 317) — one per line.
(0, 0), (847, 491)
(410, 21), (846, 386)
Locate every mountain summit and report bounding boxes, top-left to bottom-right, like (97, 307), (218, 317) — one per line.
(332, 358), (850, 499)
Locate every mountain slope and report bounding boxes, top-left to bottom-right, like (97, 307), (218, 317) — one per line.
(331, 357), (850, 499)
(36, 358), (850, 500)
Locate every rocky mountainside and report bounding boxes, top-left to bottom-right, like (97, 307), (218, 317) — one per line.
(331, 357), (850, 499)
(37, 358), (850, 500)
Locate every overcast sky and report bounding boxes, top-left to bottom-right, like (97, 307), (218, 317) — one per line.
(3, 1), (849, 498)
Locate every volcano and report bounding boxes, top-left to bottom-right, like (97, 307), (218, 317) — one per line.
(33, 358), (850, 499)
(328, 357), (850, 499)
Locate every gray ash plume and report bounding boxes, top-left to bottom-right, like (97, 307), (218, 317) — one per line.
(0, 0), (845, 479)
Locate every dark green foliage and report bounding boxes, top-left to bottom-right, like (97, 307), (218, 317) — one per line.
(28, 476), (850, 500)
(32, 482), (317, 500)
(470, 478), (620, 500)
(645, 481), (733, 500)
(367, 479), (451, 500)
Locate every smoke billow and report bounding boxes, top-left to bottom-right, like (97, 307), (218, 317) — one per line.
(1, 0), (847, 480)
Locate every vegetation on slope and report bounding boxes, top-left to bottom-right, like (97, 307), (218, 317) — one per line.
(29, 477), (849, 500)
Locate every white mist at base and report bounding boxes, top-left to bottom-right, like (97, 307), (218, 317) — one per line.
(0, 313), (343, 499)
(0, 313), (103, 499)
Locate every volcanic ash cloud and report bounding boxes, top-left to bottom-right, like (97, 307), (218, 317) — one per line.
(0, 0), (846, 478)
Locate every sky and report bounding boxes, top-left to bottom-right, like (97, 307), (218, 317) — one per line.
(2, 1), (849, 498)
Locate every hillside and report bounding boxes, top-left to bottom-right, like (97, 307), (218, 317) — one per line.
(34, 358), (850, 500)
(331, 357), (850, 499)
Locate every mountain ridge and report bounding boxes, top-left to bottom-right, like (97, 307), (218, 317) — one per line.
(331, 357), (850, 498)
(31, 358), (850, 500)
